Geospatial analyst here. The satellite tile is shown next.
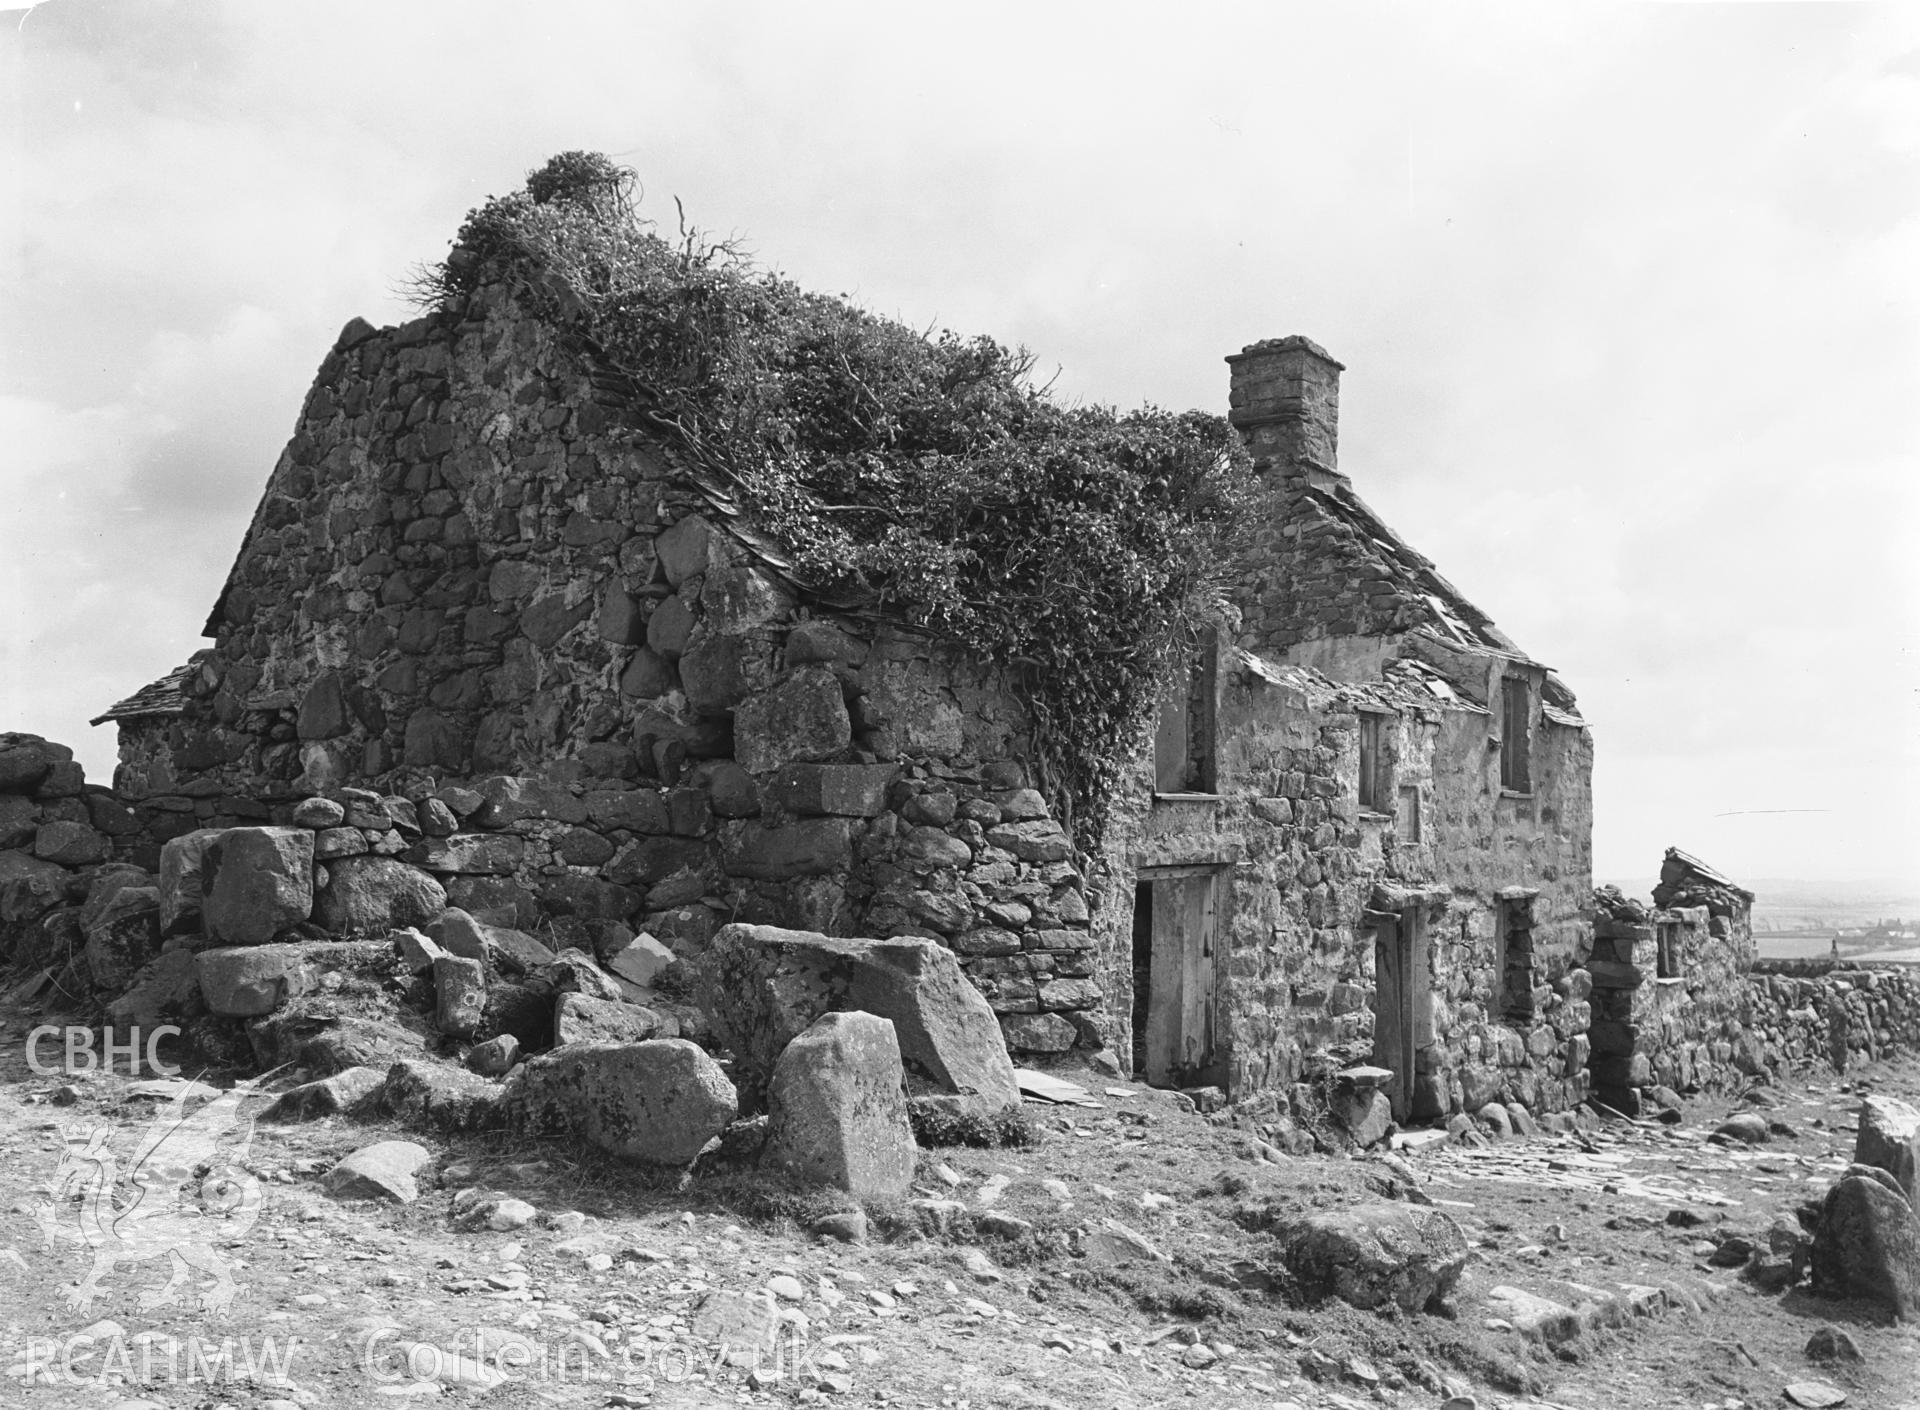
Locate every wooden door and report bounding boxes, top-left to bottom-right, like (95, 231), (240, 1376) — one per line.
(1140, 871), (1218, 1088)
(1371, 911), (1415, 1119)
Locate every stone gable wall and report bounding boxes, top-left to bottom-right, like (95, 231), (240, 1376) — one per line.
(90, 281), (1102, 1058)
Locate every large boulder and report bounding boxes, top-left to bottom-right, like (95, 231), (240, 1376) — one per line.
(1810, 1173), (1920, 1317)
(157, 829), (224, 934)
(201, 827), (314, 945)
(694, 924), (1020, 1117)
(1276, 1203), (1470, 1313)
(0, 734), (70, 794)
(553, 992), (664, 1046)
(763, 1011), (915, 1201)
(1856, 1095), (1920, 1206)
(0, 848), (72, 925)
(503, 1039), (737, 1166)
(314, 856), (446, 935)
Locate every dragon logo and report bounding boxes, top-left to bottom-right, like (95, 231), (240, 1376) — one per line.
(30, 1078), (267, 1315)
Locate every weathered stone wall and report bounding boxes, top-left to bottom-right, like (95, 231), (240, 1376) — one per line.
(1090, 636), (1595, 1116)
(90, 279), (1101, 1058)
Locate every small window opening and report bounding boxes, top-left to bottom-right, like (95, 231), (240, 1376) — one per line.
(1656, 921), (1681, 979)
(1154, 630), (1218, 793)
(1396, 786), (1421, 843)
(1498, 899), (1536, 1025)
(1357, 711), (1388, 813)
(1500, 674), (1532, 793)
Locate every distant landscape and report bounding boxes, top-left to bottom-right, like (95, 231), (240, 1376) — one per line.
(1599, 876), (1920, 963)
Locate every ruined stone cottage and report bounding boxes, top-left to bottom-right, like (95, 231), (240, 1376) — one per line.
(73, 155), (1814, 1128)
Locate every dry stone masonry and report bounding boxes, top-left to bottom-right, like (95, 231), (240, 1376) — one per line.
(3, 162), (1913, 1168)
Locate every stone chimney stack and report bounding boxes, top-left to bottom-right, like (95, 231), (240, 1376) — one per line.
(1225, 336), (1344, 480)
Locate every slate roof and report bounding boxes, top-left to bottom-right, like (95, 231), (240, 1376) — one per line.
(89, 654), (201, 727)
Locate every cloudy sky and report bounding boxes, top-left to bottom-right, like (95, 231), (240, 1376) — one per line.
(2, 1), (1915, 890)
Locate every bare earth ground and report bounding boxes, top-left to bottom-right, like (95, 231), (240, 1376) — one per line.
(0, 999), (1914, 1410)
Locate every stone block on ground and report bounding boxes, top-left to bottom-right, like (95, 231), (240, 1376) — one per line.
(503, 1039), (737, 1166)
(1277, 1202), (1470, 1313)
(763, 1011), (915, 1202)
(433, 954), (488, 1037)
(263, 1066), (384, 1122)
(314, 856), (446, 936)
(201, 827), (315, 946)
(196, 941), (384, 1018)
(376, 1058), (504, 1132)
(604, 932), (675, 988)
(1809, 1173), (1920, 1317)
(553, 991), (664, 1046)
(1484, 1285), (1583, 1345)
(468, 1034), (520, 1075)
(694, 923), (1020, 1118)
(324, 1140), (431, 1203)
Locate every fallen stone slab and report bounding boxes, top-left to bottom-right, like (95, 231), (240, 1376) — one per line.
(1809, 1173), (1920, 1317)
(503, 1039), (737, 1166)
(1855, 1094), (1920, 1206)
(763, 1011), (915, 1201)
(262, 1066), (384, 1122)
(324, 1140), (431, 1203)
(553, 991), (663, 1046)
(201, 827), (314, 945)
(694, 923), (1020, 1117)
(1277, 1202), (1470, 1313)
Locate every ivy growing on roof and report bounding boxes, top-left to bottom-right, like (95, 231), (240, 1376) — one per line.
(418, 151), (1255, 846)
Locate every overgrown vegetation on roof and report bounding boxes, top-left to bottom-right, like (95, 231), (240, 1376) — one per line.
(416, 152), (1256, 844)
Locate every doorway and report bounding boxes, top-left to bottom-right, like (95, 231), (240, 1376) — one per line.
(1370, 907), (1431, 1120)
(1132, 868), (1223, 1088)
